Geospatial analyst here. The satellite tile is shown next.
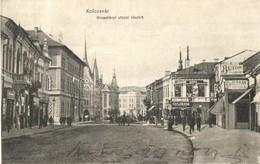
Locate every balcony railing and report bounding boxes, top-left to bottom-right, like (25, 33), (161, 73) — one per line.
(13, 73), (31, 85)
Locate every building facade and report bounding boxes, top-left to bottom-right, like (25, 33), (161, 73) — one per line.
(27, 29), (87, 123)
(211, 50), (260, 130)
(1, 16), (51, 131)
(101, 71), (119, 118)
(119, 89), (146, 119)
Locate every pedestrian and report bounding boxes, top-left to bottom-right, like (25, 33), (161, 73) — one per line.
(189, 114), (195, 134)
(127, 115), (131, 126)
(49, 116), (53, 126)
(208, 114), (213, 128)
(39, 117), (43, 129)
(168, 114), (173, 131)
(122, 113), (126, 126)
(196, 115), (201, 132)
(161, 117), (164, 126)
(181, 115), (186, 132)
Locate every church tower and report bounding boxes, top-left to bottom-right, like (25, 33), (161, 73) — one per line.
(185, 45), (190, 68)
(177, 50), (183, 71)
(111, 69), (119, 92)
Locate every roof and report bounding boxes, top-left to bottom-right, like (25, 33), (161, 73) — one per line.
(220, 50), (258, 63)
(241, 51), (260, 73)
(174, 62), (217, 78)
(27, 30), (87, 67)
(27, 30), (64, 47)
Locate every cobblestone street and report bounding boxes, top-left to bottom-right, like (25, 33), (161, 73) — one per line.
(2, 124), (193, 163)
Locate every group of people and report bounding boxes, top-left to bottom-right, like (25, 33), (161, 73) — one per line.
(59, 116), (73, 126)
(117, 114), (131, 126)
(167, 113), (202, 134)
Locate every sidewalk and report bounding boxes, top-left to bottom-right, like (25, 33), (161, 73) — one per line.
(1, 121), (98, 140)
(1, 124), (70, 140)
(172, 124), (260, 163)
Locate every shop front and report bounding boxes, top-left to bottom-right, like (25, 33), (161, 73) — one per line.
(2, 88), (15, 131)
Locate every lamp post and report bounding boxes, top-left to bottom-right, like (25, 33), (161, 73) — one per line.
(52, 98), (56, 129)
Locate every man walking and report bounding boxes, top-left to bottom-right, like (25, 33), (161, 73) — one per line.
(181, 115), (186, 131)
(189, 113), (195, 134)
(196, 115), (201, 131)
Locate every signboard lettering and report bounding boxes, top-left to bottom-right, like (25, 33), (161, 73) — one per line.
(220, 62), (243, 75)
(225, 80), (248, 89)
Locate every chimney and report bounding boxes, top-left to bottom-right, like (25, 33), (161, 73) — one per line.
(165, 71), (171, 76)
(202, 59), (206, 62)
(34, 27), (39, 33)
(214, 58), (219, 62)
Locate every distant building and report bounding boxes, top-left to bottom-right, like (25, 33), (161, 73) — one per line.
(119, 89), (146, 118)
(101, 70), (119, 118)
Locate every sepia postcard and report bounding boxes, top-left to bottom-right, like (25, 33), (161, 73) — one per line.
(1, 0), (260, 163)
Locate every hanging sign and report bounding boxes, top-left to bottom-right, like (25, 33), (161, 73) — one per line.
(224, 80), (248, 89)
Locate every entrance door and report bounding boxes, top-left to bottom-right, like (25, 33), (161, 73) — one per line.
(236, 103), (249, 129)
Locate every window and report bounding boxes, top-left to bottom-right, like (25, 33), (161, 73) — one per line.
(61, 102), (65, 115)
(175, 85), (181, 97)
(198, 84), (205, 97)
(186, 84), (193, 96)
(62, 57), (66, 68)
(51, 55), (57, 66)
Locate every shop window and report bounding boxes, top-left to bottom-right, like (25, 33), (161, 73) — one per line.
(175, 85), (181, 97)
(198, 84), (205, 97)
(186, 84), (193, 96)
(237, 103), (249, 122)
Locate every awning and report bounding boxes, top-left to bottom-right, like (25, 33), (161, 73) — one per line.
(148, 106), (155, 112)
(207, 97), (225, 115)
(252, 92), (260, 103)
(232, 88), (252, 104)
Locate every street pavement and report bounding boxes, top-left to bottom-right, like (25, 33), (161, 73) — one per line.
(172, 123), (260, 164)
(2, 123), (193, 163)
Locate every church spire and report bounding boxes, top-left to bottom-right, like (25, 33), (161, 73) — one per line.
(177, 50), (183, 71)
(111, 68), (119, 91)
(83, 31), (89, 66)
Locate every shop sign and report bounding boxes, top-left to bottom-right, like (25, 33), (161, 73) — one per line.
(220, 62), (243, 75)
(225, 80), (248, 89)
(172, 102), (190, 107)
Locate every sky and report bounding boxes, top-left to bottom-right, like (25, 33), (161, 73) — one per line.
(2, 0), (260, 87)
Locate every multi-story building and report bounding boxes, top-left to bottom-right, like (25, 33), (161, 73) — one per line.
(146, 47), (217, 124)
(101, 71), (119, 118)
(119, 88), (146, 118)
(210, 50), (260, 130)
(27, 28), (87, 123)
(251, 64), (260, 132)
(1, 16), (51, 131)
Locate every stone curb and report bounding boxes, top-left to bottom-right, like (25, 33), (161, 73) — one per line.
(2, 126), (70, 141)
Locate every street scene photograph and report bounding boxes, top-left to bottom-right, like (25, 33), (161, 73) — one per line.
(1, 0), (260, 163)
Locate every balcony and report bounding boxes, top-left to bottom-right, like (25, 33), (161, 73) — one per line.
(12, 73), (32, 89)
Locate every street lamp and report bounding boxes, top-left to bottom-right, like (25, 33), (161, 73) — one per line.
(52, 98), (56, 129)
